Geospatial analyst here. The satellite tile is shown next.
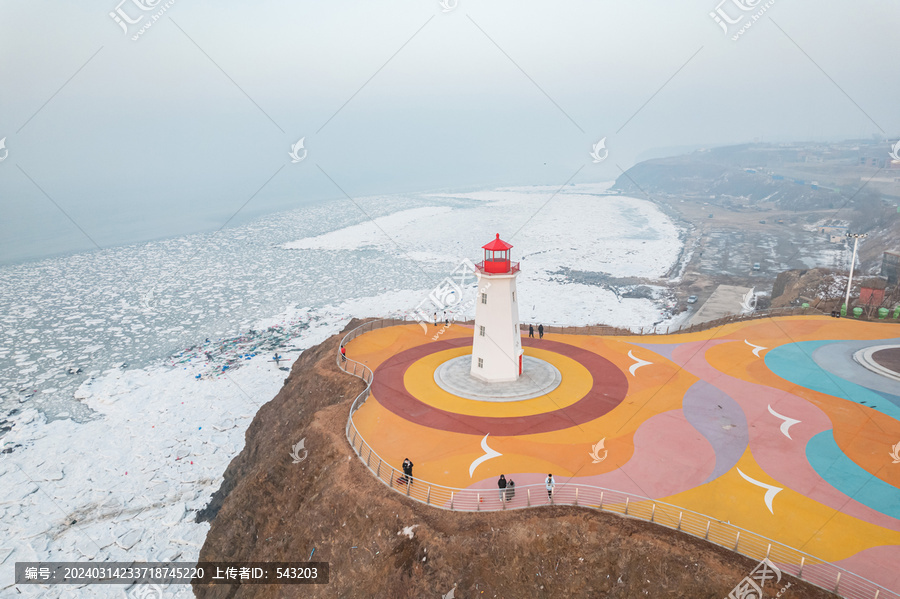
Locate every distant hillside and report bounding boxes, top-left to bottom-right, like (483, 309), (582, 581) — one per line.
(613, 142), (900, 275)
(612, 142), (894, 213)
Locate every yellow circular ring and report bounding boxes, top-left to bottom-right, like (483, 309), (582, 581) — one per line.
(404, 345), (593, 418)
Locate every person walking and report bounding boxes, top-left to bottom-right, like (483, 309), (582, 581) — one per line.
(528, 324), (534, 338)
(545, 473), (555, 500)
(538, 324), (544, 339)
(497, 474), (507, 501)
(402, 458), (414, 484)
(433, 312), (438, 327)
(340, 345), (346, 362)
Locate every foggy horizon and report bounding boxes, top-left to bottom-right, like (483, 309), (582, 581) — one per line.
(2, 0), (899, 263)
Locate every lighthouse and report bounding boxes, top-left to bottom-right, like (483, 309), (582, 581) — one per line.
(470, 234), (523, 383)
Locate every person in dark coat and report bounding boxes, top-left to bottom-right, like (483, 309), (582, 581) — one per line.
(505, 478), (515, 501)
(538, 324), (544, 339)
(402, 458), (414, 484)
(528, 324), (534, 338)
(498, 474), (507, 501)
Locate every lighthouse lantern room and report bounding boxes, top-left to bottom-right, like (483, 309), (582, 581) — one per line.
(470, 234), (523, 382)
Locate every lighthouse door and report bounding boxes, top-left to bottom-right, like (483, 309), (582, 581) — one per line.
(519, 354), (523, 375)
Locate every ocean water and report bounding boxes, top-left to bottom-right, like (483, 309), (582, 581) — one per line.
(0, 192), (445, 425)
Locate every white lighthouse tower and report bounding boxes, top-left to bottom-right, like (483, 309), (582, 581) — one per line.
(470, 234), (523, 383)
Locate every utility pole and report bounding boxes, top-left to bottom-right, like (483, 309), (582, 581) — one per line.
(843, 233), (867, 315)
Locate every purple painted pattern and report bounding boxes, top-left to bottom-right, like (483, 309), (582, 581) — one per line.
(681, 379), (749, 484)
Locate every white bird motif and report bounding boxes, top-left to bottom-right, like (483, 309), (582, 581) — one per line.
(890, 139), (900, 162)
(289, 137), (307, 163)
(627, 350), (652, 376)
(468, 434), (502, 478)
(289, 438), (308, 463)
(767, 405), (801, 440)
(744, 339), (767, 358)
(0, 137), (7, 162)
(589, 137), (609, 163)
(736, 467), (782, 515)
(439, 0), (458, 12)
(890, 442), (900, 464)
(588, 438), (608, 463)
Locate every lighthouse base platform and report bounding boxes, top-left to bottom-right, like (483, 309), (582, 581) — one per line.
(433, 355), (562, 402)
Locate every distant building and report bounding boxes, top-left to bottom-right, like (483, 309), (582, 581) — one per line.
(859, 279), (887, 305)
(821, 225), (848, 245)
(859, 156), (888, 168)
(882, 251), (900, 285)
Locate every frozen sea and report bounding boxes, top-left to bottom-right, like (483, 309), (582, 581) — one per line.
(0, 183), (685, 597)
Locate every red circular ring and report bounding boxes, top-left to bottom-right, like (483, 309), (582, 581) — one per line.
(370, 336), (628, 436)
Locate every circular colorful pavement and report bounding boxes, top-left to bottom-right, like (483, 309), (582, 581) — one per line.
(346, 317), (900, 593)
(370, 336), (627, 436)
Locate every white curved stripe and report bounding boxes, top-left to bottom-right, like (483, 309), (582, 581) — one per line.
(744, 339), (767, 358)
(627, 350), (653, 377)
(468, 434), (502, 478)
(767, 404), (801, 440)
(737, 468), (782, 515)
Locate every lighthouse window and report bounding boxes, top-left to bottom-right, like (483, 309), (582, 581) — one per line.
(512, 291), (516, 302)
(477, 357), (484, 368)
(481, 293), (487, 304)
(479, 326), (485, 337)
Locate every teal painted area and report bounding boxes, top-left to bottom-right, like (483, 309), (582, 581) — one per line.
(806, 430), (900, 520)
(765, 340), (900, 422)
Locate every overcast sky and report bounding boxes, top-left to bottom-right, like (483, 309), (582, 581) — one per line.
(1, 0), (898, 263)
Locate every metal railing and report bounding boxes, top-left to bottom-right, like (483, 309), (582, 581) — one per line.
(530, 306), (823, 337)
(338, 317), (899, 599)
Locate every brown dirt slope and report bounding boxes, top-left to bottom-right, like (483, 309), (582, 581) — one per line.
(194, 320), (835, 599)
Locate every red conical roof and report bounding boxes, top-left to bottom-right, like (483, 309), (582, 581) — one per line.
(482, 233), (512, 251)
